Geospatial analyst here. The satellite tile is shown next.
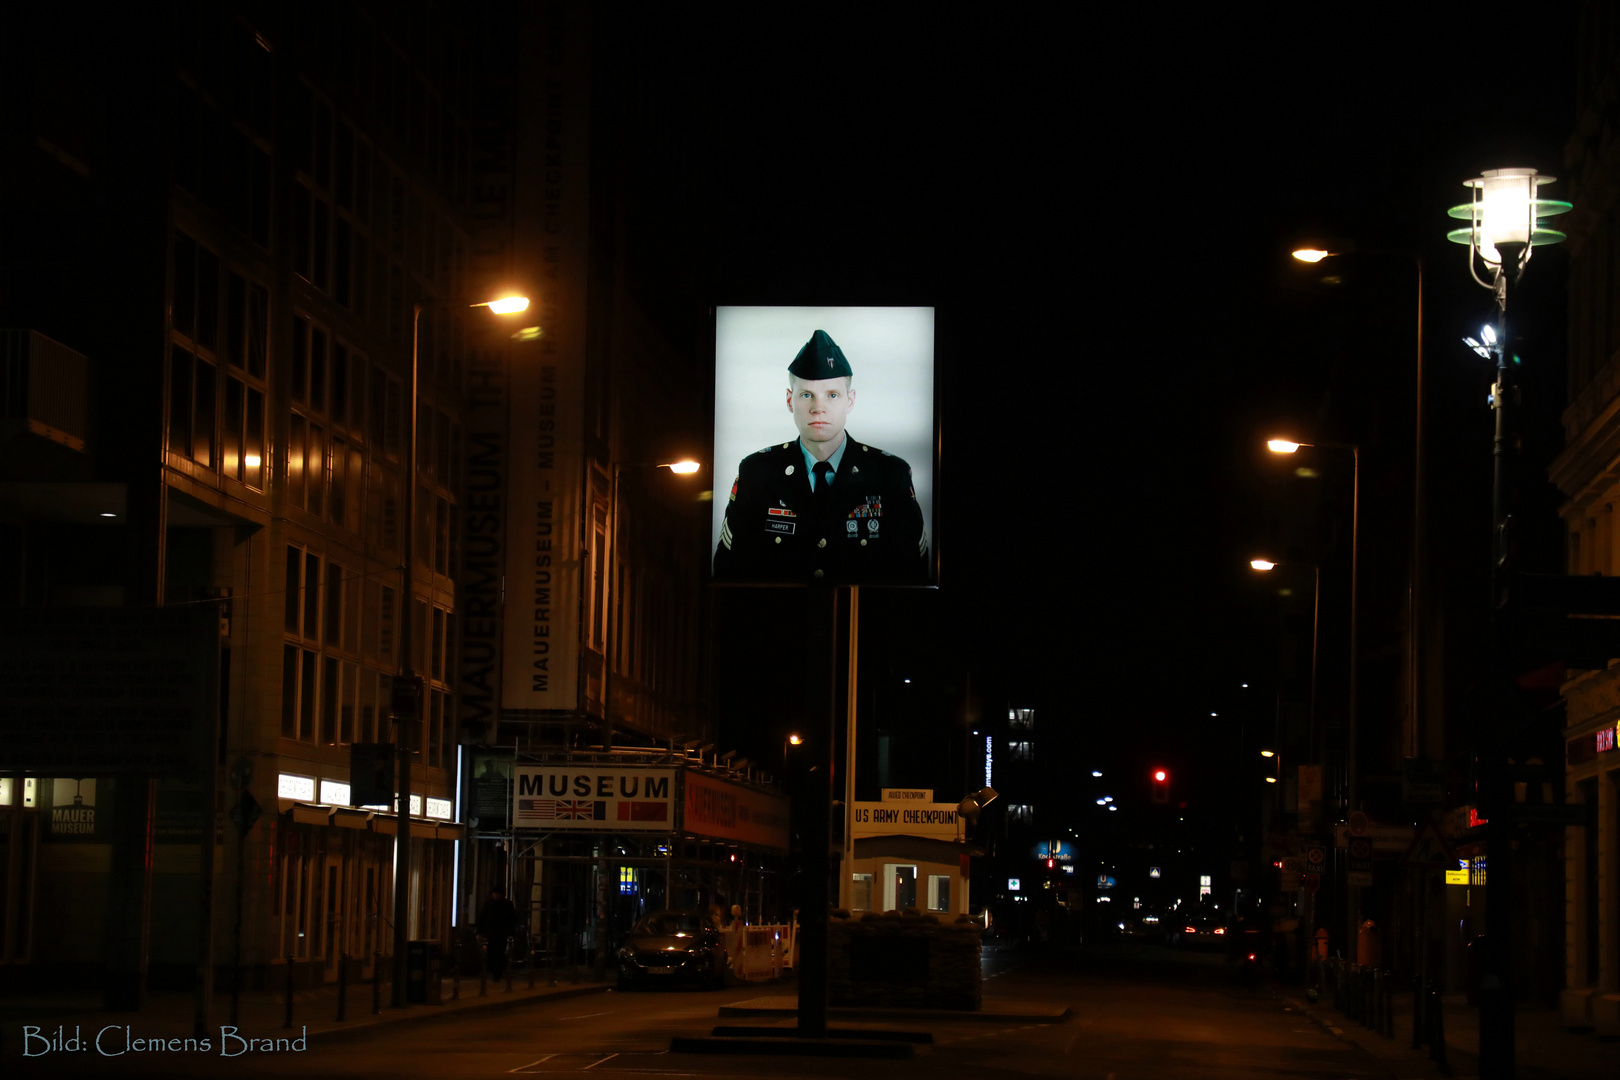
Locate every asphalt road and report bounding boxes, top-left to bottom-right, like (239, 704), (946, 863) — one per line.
(11, 943), (1424, 1079)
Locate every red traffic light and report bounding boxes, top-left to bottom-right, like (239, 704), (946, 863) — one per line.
(1046, 858), (1055, 869)
(1151, 768), (1170, 804)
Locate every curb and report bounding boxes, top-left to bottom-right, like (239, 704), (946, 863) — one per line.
(306, 983), (613, 1043)
(670, 1035), (914, 1058)
(716, 1002), (1071, 1024)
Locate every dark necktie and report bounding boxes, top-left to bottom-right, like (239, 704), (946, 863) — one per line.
(813, 460), (833, 504)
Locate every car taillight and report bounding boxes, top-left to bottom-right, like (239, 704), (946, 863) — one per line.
(1214, 927), (1225, 934)
(1184, 926), (1196, 934)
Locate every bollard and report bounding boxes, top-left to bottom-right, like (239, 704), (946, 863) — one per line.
(548, 931), (558, 987)
(528, 941), (536, 989)
(505, 955), (513, 995)
(284, 954), (295, 1029)
(372, 951), (381, 1015)
(1412, 973), (1424, 1048)
(479, 940), (488, 998)
(336, 953), (348, 1021)
(1375, 970), (1385, 1034)
(1383, 970), (1394, 1037)
(451, 938), (460, 1001)
(1428, 980), (1450, 1074)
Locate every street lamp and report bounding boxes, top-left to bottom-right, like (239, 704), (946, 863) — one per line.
(1446, 167), (1570, 1080)
(1265, 437), (1358, 816)
(392, 293), (528, 1007)
(1248, 557), (1322, 752)
(1446, 169), (1570, 602)
(1287, 244), (1429, 764)
(600, 459), (702, 751)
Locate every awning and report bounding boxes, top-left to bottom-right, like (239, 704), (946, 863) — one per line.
(436, 823), (466, 841)
(370, 816), (397, 836)
(409, 820), (439, 839)
(289, 804), (333, 827)
(332, 808), (373, 830)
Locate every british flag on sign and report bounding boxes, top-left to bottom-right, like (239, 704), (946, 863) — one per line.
(516, 799), (604, 822)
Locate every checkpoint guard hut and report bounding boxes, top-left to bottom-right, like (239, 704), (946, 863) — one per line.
(847, 788), (975, 916)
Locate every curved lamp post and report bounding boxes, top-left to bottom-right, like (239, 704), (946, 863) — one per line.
(1288, 245), (1428, 761)
(393, 293), (528, 1006)
(1264, 438), (1356, 810)
(600, 460), (702, 751)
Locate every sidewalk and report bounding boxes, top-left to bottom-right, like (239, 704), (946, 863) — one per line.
(1280, 986), (1618, 1080)
(0, 966), (613, 1057)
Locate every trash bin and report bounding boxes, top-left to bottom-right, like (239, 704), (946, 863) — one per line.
(1356, 919), (1381, 967)
(406, 940), (442, 1004)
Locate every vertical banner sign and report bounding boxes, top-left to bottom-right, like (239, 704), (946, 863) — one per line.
(503, 0), (588, 712)
(460, 7), (520, 742)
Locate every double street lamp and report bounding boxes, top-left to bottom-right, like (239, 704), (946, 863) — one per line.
(392, 293), (529, 1006)
(1445, 167), (1570, 1080)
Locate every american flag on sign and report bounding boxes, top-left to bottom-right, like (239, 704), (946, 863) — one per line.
(516, 799), (604, 822)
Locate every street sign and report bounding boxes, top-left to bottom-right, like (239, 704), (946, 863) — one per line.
(227, 790), (261, 836)
(1304, 845), (1327, 873)
(390, 675), (424, 719)
(1402, 758), (1446, 806)
(1402, 821), (1456, 868)
(1302, 873), (1321, 894)
(1333, 823), (1413, 853)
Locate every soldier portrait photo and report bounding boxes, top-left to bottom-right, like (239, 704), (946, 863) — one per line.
(711, 309), (934, 585)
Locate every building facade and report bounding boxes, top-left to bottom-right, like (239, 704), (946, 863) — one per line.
(1552, 7), (1620, 1034)
(0, 0), (717, 999)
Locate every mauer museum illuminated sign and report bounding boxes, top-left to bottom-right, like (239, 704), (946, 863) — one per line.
(512, 766), (674, 831)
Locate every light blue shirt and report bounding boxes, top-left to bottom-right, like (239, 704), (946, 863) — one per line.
(800, 436), (847, 491)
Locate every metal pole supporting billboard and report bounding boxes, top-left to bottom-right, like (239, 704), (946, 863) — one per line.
(839, 586), (859, 911)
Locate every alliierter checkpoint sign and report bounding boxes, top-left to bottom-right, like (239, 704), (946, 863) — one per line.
(512, 766), (674, 831)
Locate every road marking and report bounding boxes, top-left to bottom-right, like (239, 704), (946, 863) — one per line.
(509, 1055), (555, 1073)
(559, 1012), (611, 1020)
(582, 1054), (619, 1070)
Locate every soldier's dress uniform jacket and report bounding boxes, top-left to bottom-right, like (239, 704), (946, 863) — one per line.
(714, 436), (928, 584)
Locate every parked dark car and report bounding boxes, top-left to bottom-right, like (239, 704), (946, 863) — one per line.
(615, 911), (726, 990)
(1168, 912), (1227, 949)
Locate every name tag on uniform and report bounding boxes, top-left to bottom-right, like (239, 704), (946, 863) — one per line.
(766, 519), (795, 536)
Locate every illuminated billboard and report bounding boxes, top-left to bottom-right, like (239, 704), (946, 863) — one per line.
(712, 306), (935, 585)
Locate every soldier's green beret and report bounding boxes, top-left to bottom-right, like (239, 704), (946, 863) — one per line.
(788, 329), (852, 380)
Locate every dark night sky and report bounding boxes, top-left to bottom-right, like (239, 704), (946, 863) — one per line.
(627, 7), (1579, 820)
